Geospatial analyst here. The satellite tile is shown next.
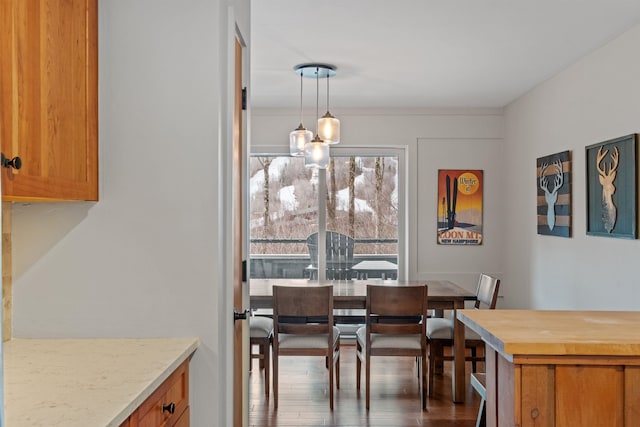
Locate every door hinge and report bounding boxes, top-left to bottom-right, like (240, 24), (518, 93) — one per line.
(242, 87), (247, 110)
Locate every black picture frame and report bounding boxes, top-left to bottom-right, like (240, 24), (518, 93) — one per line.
(585, 134), (638, 239)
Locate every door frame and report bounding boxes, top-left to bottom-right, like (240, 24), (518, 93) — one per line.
(220, 7), (249, 427)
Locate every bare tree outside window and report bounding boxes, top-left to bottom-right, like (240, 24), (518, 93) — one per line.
(375, 157), (384, 240)
(327, 157), (337, 231)
(257, 158), (272, 237)
(348, 156), (356, 238)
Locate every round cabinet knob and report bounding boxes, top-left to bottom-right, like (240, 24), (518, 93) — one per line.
(1, 153), (22, 170)
(162, 402), (176, 414)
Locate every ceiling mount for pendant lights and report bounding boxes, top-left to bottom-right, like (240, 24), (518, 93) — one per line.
(291, 63), (338, 169)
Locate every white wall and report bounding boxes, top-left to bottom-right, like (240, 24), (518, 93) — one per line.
(504, 23), (640, 309)
(11, 1), (249, 425)
(252, 109), (506, 296)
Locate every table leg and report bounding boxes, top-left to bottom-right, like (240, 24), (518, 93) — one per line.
(452, 304), (466, 403)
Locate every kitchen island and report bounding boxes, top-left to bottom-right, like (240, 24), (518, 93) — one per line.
(4, 337), (199, 426)
(458, 310), (640, 427)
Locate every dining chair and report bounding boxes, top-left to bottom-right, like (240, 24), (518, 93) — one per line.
(249, 315), (273, 398)
(470, 372), (487, 427)
(427, 273), (500, 397)
(356, 284), (429, 410)
(306, 231), (355, 280)
(272, 285), (340, 410)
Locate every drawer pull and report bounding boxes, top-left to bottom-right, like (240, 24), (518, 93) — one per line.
(162, 402), (176, 414)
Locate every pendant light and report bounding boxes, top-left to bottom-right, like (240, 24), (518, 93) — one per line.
(304, 65), (329, 169)
(304, 135), (330, 169)
(318, 73), (340, 144)
(289, 71), (312, 156)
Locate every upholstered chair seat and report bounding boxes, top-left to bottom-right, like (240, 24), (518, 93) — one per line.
(249, 316), (273, 398)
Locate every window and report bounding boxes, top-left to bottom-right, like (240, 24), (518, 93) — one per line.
(249, 147), (404, 280)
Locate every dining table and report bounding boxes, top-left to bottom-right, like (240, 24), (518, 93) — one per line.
(249, 278), (477, 403)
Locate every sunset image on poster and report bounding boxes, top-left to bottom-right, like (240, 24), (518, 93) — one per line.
(437, 170), (483, 245)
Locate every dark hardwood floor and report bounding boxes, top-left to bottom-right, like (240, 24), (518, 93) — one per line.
(249, 342), (482, 427)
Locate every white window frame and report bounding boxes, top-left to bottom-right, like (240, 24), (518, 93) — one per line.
(249, 145), (407, 281)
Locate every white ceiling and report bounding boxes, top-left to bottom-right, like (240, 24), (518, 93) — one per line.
(250, 0), (640, 109)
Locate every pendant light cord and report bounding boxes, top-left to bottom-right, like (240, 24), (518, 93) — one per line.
(299, 72), (304, 124)
(315, 66), (320, 134)
(326, 74), (330, 111)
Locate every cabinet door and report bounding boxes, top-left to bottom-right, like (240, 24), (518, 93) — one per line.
(172, 407), (189, 427)
(0, 0), (98, 201)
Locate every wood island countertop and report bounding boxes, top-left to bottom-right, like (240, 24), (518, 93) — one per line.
(457, 309), (640, 358)
(3, 337), (200, 427)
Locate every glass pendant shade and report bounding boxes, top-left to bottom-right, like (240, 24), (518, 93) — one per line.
(318, 112), (340, 144)
(289, 124), (312, 157)
(304, 136), (330, 169)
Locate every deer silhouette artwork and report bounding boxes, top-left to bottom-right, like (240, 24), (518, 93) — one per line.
(596, 145), (619, 233)
(539, 159), (564, 231)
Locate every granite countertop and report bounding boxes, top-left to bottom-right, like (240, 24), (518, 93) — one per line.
(4, 337), (200, 427)
(458, 309), (640, 357)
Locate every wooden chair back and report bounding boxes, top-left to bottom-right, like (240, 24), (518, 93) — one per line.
(367, 284), (428, 338)
(474, 273), (500, 309)
(273, 284), (334, 339)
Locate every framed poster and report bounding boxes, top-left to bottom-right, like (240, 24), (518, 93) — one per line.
(536, 150), (571, 237)
(586, 134), (637, 239)
(437, 170), (483, 245)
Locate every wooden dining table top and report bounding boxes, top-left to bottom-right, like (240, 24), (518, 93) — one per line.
(249, 279), (476, 309)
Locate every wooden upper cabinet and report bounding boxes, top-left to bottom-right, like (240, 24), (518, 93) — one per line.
(0, 0), (98, 201)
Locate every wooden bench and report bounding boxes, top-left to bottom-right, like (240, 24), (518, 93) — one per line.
(470, 372), (486, 427)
